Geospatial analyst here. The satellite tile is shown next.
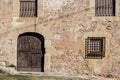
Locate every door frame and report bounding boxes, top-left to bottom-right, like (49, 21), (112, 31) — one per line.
(17, 32), (45, 72)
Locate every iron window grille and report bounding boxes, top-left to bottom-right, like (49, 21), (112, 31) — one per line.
(85, 37), (105, 59)
(20, 0), (37, 17)
(95, 0), (115, 16)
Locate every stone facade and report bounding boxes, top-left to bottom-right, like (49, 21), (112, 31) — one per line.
(0, 0), (120, 79)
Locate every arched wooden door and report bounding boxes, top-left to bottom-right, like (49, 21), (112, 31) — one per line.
(17, 33), (43, 72)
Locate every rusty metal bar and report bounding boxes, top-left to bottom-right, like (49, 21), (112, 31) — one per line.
(20, 0), (37, 17)
(95, 0), (115, 16)
(85, 37), (105, 59)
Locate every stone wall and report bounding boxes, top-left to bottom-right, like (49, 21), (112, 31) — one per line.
(0, 0), (13, 62)
(0, 0), (120, 79)
(43, 0), (120, 78)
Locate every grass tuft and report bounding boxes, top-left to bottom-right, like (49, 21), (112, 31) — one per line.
(0, 70), (5, 74)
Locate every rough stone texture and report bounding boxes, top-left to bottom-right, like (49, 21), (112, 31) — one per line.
(0, 0), (120, 79)
(0, 0), (13, 62)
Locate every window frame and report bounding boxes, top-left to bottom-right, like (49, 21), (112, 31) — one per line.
(90, 0), (120, 21)
(19, 0), (38, 17)
(95, 0), (116, 16)
(85, 37), (106, 59)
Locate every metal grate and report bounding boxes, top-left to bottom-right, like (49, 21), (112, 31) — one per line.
(95, 0), (115, 16)
(20, 0), (37, 17)
(85, 37), (105, 59)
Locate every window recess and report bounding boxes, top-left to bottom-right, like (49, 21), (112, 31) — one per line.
(85, 37), (105, 59)
(20, 0), (37, 17)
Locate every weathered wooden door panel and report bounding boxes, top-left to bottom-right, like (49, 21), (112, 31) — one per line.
(31, 53), (42, 68)
(17, 34), (42, 72)
(17, 52), (30, 68)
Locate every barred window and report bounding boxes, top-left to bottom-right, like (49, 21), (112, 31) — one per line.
(95, 0), (115, 16)
(20, 0), (37, 17)
(85, 37), (105, 59)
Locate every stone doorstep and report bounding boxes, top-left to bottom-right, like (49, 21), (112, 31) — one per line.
(15, 71), (45, 76)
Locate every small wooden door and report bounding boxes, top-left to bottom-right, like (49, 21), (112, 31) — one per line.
(17, 34), (42, 72)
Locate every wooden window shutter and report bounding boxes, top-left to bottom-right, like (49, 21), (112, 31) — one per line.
(95, 0), (115, 16)
(20, 0), (37, 17)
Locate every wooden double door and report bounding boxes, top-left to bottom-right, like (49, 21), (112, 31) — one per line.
(17, 34), (43, 72)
